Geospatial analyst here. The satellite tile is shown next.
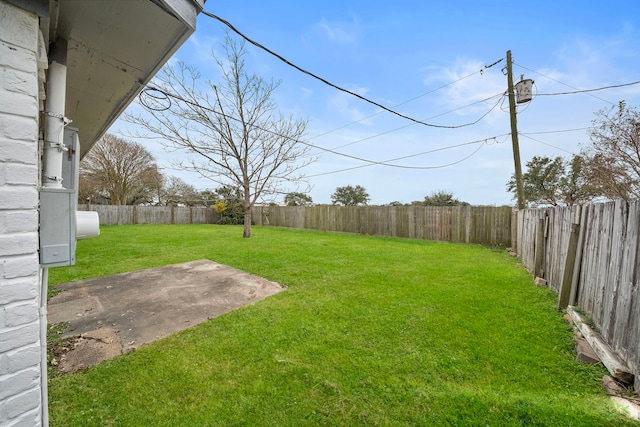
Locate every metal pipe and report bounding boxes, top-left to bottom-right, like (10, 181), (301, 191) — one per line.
(39, 268), (49, 426)
(43, 39), (68, 189)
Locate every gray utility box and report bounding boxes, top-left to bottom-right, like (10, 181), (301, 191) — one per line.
(39, 127), (80, 267)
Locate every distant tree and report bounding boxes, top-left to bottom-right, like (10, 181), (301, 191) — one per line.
(507, 155), (599, 207)
(582, 102), (640, 201)
(162, 176), (200, 206)
(125, 33), (313, 238)
(79, 134), (160, 205)
(199, 190), (217, 207)
(331, 185), (370, 206)
(387, 201), (405, 207)
(284, 192), (313, 206)
(213, 185), (245, 224)
(422, 191), (469, 206)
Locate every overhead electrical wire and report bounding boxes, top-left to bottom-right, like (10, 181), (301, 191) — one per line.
(138, 86), (487, 170)
(536, 80), (640, 97)
(308, 69), (494, 141)
(319, 92), (505, 154)
(307, 134), (509, 178)
(139, 86), (503, 172)
(513, 62), (615, 105)
(520, 127), (588, 135)
(202, 10), (504, 129)
(518, 132), (576, 155)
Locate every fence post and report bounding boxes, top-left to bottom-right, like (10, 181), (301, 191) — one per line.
(557, 222), (580, 309)
(511, 209), (518, 253)
(534, 216), (546, 278)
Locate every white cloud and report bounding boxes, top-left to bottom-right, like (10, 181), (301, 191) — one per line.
(327, 85), (372, 123)
(421, 57), (507, 126)
(314, 16), (361, 45)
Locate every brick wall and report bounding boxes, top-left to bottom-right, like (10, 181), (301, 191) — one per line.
(0, 1), (44, 425)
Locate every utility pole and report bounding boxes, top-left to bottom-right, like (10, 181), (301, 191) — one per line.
(506, 50), (526, 210)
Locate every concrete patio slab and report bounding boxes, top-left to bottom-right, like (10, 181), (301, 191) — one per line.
(47, 260), (285, 372)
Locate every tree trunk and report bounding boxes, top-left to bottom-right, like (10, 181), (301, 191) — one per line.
(243, 200), (252, 238)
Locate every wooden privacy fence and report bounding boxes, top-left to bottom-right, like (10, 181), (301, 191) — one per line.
(83, 204), (513, 247)
(78, 205), (220, 225)
(516, 200), (640, 388)
(254, 205), (513, 247)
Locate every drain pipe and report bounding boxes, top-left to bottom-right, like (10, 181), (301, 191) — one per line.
(43, 38), (68, 188)
(39, 268), (49, 427)
(40, 38), (68, 426)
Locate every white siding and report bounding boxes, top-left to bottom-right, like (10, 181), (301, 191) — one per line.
(0, 1), (44, 426)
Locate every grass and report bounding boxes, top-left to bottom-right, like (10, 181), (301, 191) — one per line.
(47, 225), (637, 426)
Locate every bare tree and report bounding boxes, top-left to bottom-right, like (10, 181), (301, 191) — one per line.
(582, 102), (640, 201)
(79, 134), (160, 205)
(162, 176), (201, 206)
(125, 34), (313, 237)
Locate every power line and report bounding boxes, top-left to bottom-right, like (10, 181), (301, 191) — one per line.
(138, 86), (472, 170)
(520, 127), (588, 135)
(139, 86), (504, 173)
(518, 132), (576, 155)
(307, 135), (506, 177)
(318, 93), (505, 154)
(536, 80), (640, 97)
(308, 69), (491, 141)
(513, 62), (614, 105)
(202, 10), (504, 129)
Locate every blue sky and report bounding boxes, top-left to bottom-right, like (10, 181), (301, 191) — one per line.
(113, 1), (640, 205)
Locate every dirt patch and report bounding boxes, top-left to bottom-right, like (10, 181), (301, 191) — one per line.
(48, 260), (285, 373)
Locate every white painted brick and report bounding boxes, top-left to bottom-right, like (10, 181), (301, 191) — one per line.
(0, 115), (39, 144)
(0, 211), (38, 234)
(0, 187), (38, 210)
(0, 399), (6, 424)
(0, 277), (38, 305)
(0, 323), (39, 354)
(2, 301), (39, 328)
(5, 408), (40, 427)
(0, 114), (38, 145)
(0, 233), (38, 257)
(4, 388), (39, 421)
(0, 2), (37, 51)
(1, 68), (36, 97)
(0, 162), (5, 185)
(0, 42), (37, 74)
(0, 90), (38, 119)
(0, 343), (40, 376)
(5, 164), (37, 186)
(0, 368), (40, 401)
(7, 344), (40, 376)
(0, 254), (39, 280)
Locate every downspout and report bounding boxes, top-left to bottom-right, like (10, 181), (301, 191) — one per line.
(39, 269), (49, 427)
(43, 38), (68, 189)
(40, 38), (68, 427)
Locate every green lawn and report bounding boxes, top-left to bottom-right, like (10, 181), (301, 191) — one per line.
(48, 225), (636, 426)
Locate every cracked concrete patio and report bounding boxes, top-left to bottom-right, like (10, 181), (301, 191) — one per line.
(47, 260), (285, 372)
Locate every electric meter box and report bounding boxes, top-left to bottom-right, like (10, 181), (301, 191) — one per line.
(40, 188), (77, 266)
(39, 127), (83, 267)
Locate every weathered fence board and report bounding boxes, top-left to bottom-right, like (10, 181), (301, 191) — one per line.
(517, 200), (640, 389)
(79, 205), (219, 225)
(259, 205), (512, 247)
